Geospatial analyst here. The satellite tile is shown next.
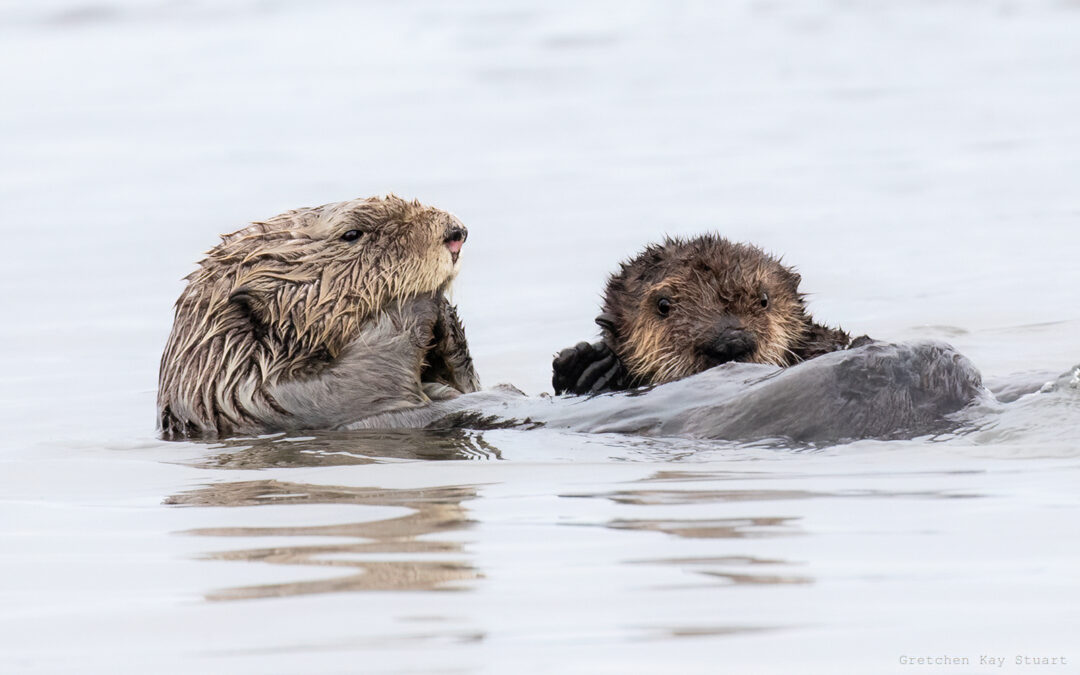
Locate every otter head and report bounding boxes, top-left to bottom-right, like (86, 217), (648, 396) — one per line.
(600, 234), (812, 385)
(158, 194), (467, 437)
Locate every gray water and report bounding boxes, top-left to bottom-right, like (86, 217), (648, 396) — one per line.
(1, 1), (1078, 673)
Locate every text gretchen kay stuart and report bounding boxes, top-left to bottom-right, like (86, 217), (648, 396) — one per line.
(898, 655), (1068, 667)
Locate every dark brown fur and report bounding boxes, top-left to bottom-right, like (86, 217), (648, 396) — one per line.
(553, 234), (855, 394)
(603, 234), (851, 385)
(602, 234), (851, 385)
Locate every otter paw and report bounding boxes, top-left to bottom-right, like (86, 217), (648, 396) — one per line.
(849, 335), (874, 350)
(552, 341), (630, 395)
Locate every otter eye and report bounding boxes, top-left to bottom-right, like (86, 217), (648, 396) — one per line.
(341, 230), (362, 242)
(657, 297), (672, 317)
(760, 292), (769, 309)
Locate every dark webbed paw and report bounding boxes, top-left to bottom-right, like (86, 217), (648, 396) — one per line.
(792, 322), (859, 362)
(552, 340), (630, 395)
(849, 335), (874, 350)
(428, 297), (481, 394)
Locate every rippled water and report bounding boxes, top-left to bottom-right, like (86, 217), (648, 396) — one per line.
(1, 1), (1079, 673)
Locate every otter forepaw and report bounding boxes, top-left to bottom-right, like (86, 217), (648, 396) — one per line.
(425, 297), (481, 394)
(552, 341), (630, 395)
(849, 335), (874, 350)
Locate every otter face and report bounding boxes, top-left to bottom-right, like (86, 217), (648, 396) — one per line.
(220, 195), (465, 325)
(602, 235), (812, 384)
(188, 195), (467, 358)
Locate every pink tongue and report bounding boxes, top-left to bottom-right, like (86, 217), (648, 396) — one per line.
(446, 240), (463, 254)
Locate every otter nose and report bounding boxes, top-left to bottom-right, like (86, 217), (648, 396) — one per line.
(698, 321), (756, 365)
(444, 224), (468, 245)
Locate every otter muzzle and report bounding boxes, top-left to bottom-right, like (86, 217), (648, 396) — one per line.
(698, 327), (757, 365)
(444, 224), (467, 262)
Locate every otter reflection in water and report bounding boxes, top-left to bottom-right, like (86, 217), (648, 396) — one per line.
(194, 428), (501, 470)
(167, 480), (481, 600)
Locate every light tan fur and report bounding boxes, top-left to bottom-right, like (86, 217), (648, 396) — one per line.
(157, 195), (476, 439)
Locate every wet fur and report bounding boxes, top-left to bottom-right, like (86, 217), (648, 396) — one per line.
(157, 195), (478, 439)
(603, 234), (852, 385)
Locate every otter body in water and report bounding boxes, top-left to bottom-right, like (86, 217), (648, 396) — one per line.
(311, 229), (983, 444)
(157, 195), (478, 439)
(159, 210), (985, 445)
(553, 234), (862, 395)
(349, 340), (987, 445)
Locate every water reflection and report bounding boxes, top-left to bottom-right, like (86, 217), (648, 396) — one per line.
(647, 625), (779, 640)
(569, 470), (988, 592)
(587, 488), (828, 505)
(607, 513), (811, 584)
(193, 429), (501, 469)
(607, 515), (801, 540)
(559, 473), (814, 592)
(630, 556), (812, 587)
(166, 480), (480, 600)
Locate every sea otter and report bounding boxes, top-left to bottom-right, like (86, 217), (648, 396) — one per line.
(553, 234), (862, 395)
(157, 195), (479, 439)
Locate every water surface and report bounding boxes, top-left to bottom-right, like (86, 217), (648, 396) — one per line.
(1, 1), (1078, 673)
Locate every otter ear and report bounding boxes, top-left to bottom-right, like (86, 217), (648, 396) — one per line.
(229, 287), (271, 333)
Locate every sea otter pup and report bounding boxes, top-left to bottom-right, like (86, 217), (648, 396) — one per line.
(553, 234), (861, 395)
(157, 195), (479, 439)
